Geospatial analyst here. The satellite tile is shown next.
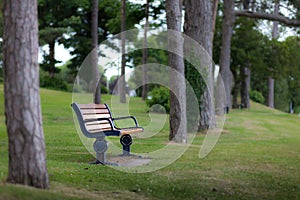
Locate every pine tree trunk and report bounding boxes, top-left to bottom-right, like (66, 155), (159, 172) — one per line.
(231, 69), (240, 108)
(92, 0), (101, 104)
(219, 0), (235, 110)
(268, 77), (275, 108)
(49, 41), (56, 77)
(240, 66), (251, 108)
(166, 0), (187, 143)
(119, 0), (127, 103)
(268, 0), (279, 108)
(211, 0), (219, 42)
(3, 0), (49, 189)
(184, 0), (215, 130)
(142, 0), (149, 101)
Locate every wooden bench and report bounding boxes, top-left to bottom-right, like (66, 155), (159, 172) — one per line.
(71, 102), (144, 164)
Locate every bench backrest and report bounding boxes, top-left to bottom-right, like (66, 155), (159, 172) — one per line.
(78, 103), (113, 132)
(72, 103), (114, 138)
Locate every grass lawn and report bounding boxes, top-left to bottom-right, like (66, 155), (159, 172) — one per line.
(0, 86), (299, 199)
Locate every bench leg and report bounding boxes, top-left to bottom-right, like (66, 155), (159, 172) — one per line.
(93, 138), (108, 164)
(120, 134), (132, 156)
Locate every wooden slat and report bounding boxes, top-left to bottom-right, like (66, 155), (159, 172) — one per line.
(81, 109), (110, 115)
(78, 104), (107, 109)
(86, 124), (112, 130)
(88, 127), (113, 133)
(82, 114), (111, 120)
(85, 121), (111, 126)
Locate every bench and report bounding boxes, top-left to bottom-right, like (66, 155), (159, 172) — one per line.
(71, 102), (144, 164)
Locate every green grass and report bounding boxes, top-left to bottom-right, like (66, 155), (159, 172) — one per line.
(0, 85), (300, 199)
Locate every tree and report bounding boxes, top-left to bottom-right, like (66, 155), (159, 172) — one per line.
(268, 0), (280, 108)
(38, 0), (75, 77)
(3, 0), (49, 189)
(63, 0), (144, 77)
(91, 0), (101, 104)
(119, 0), (127, 103)
(166, 0), (187, 143)
(184, 0), (215, 130)
(142, 0), (150, 101)
(219, 0), (235, 110)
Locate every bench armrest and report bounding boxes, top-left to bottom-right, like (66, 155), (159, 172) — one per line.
(112, 116), (139, 127)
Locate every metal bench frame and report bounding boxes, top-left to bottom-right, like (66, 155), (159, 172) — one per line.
(71, 102), (144, 164)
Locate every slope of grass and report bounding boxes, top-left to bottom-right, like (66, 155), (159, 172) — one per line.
(0, 86), (299, 199)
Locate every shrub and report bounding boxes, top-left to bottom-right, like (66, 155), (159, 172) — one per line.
(40, 73), (68, 91)
(101, 86), (108, 94)
(250, 90), (265, 104)
(146, 86), (170, 113)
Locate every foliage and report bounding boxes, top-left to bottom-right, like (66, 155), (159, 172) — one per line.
(250, 90), (265, 104)
(63, 0), (145, 76)
(40, 70), (69, 91)
(274, 78), (290, 112)
(146, 86), (170, 113)
(127, 33), (169, 96)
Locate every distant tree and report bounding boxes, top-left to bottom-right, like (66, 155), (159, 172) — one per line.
(166, 0), (187, 143)
(63, 0), (144, 78)
(268, 0), (280, 108)
(119, 0), (127, 103)
(38, 0), (76, 76)
(3, 0), (49, 188)
(91, 0), (101, 103)
(219, 0), (235, 110)
(286, 36), (300, 112)
(127, 34), (169, 96)
(142, 0), (150, 101)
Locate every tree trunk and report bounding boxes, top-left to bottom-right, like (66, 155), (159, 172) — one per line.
(3, 0), (49, 189)
(49, 41), (56, 77)
(211, 0), (219, 42)
(268, 77), (275, 108)
(92, 0), (101, 104)
(219, 0), (235, 111)
(268, 0), (279, 108)
(231, 68), (240, 109)
(166, 0), (187, 143)
(119, 0), (127, 103)
(184, 0), (215, 130)
(240, 66), (251, 108)
(142, 0), (149, 101)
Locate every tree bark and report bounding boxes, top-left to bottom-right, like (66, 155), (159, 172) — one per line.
(231, 68), (240, 109)
(166, 0), (187, 143)
(240, 66), (251, 108)
(142, 0), (149, 101)
(49, 41), (56, 77)
(268, 0), (279, 108)
(185, 0), (215, 130)
(268, 77), (275, 108)
(92, 0), (101, 104)
(219, 0), (235, 111)
(3, 0), (49, 189)
(119, 0), (127, 103)
(211, 0), (219, 42)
